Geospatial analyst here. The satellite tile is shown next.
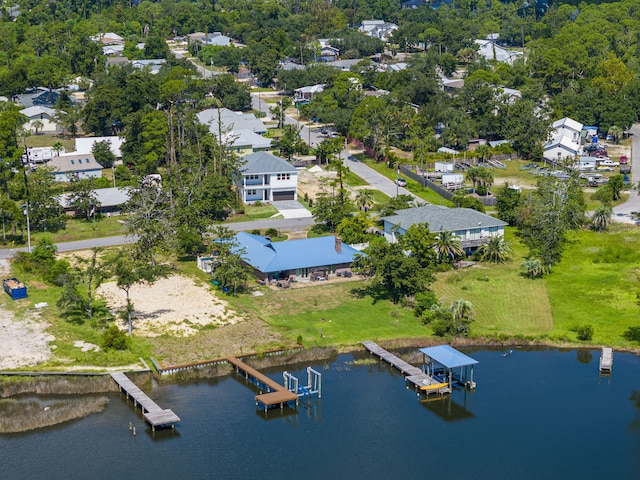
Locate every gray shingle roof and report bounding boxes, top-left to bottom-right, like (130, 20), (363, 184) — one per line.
(381, 205), (507, 232)
(196, 108), (267, 134)
(240, 152), (297, 174)
(48, 154), (102, 173)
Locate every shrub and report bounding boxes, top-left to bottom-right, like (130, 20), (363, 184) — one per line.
(576, 324), (594, 341)
(250, 229), (261, 235)
(101, 325), (129, 350)
(265, 228), (278, 238)
(623, 326), (640, 343)
(253, 200), (263, 207)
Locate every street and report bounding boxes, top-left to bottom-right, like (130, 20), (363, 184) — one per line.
(612, 124), (639, 222)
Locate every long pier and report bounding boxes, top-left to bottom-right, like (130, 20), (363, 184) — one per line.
(227, 356), (299, 411)
(110, 372), (180, 431)
(362, 341), (450, 395)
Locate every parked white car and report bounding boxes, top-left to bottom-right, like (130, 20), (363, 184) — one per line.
(599, 159), (619, 167)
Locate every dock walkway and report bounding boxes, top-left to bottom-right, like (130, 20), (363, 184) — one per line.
(600, 347), (613, 373)
(227, 356), (298, 410)
(110, 372), (180, 431)
(362, 341), (450, 394)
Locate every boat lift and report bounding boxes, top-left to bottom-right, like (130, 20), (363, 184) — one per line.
(283, 367), (322, 400)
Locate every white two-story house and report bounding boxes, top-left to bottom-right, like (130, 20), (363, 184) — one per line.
(239, 152), (298, 203)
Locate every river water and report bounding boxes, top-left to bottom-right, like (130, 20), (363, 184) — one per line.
(2, 348), (639, 480)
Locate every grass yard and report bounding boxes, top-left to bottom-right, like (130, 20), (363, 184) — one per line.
(229, 281), (428, 347)
(344, 171), (368, 187)
(545, 224), (640, 346)
(25, 135), (75, 151)
(225, 204), (281, 222)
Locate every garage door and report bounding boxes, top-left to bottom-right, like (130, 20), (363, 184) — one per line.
(272, 191), (295, 201)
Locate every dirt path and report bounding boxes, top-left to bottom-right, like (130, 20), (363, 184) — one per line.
(0, 260), (54, 369)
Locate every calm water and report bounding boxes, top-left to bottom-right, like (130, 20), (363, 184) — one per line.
(2, 348), (640, 480)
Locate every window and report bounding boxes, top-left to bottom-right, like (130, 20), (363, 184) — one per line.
(86, 159), (90, 163)
(247, 189), (257, 196)
(276, 173), (291, 181)
(70, 160), (75, 165)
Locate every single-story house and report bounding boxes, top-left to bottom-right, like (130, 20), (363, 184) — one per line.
(74, 136), (125, 159)
(20, 106), (61, 134)
(232, 232), (361, 281)
(106, 56), (130, 68)
(328, 59), (364, 71)
(380, 205), (507, 251)
(46, 154), (103, 182)
(188, 32), (232, 47)
(357, 20), (398, 41)
(294, 84), (325, 103)
(14, 88), (60, 108)
(238, 152), (297, 203)
(91, 32), (125, 45)
(474, 38), (523, 65)
(196, 108), (267, 135)
(58, 187), (130, 215)
(131, 59), (166, 74)
(543, 135), (580, 163)
(224, 129), (272, 155)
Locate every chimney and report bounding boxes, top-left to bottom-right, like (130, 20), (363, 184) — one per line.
(335, 237), (342, 254)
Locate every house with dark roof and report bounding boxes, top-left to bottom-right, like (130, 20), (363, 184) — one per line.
(380, 205), (507, 251)
(14, 88), (60, 108)
(46, 154), (103, 182)
(238, 152), (298, 203)
(233, 232), (361, 281)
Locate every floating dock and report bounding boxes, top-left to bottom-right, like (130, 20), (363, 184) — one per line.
(599, 347), (613, 373)
(227, 356), (299, 411)
(362, 341), (451, 395)
(110, 372), (180, 431)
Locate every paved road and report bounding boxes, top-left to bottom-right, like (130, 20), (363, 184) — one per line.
(612, 124), (639, 222)
(0, 216), (316, 259)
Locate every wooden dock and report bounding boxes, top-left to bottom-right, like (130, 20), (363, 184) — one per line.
(110, 372), (180, 431)
(600, 347), (613, 373)
(362, 341), (451, 395)
(227, 356), (298, 411)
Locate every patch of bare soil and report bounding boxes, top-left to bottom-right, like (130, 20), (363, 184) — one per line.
(97, 274), (244, 337)
(0, 260), (54, 370)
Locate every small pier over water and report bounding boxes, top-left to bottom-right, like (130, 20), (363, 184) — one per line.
(110, 372), (180, 431)
(227, 356), (299, 411)
(362, 341), (451, 395)
(600, 347), (613, 373)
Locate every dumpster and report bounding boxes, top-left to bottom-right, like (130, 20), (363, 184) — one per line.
(3, 278), (27, 300)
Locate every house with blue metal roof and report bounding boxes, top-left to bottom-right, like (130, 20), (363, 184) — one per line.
(380, 205), (507, 252)
(234, 232), (361, 281)
(238, 152), (298, 203)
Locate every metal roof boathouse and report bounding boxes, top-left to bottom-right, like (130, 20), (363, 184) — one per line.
(419, 345), (479, 390)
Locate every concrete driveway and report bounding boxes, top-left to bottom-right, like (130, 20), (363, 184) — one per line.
(271, 200), (313, 219)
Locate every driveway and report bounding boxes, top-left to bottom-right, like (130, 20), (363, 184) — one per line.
(271, 200), (313, 219)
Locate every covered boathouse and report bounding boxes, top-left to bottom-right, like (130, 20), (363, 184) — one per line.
(419, 345), (479, 390)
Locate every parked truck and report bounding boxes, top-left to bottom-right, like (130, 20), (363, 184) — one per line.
(3, 278), (27, 300)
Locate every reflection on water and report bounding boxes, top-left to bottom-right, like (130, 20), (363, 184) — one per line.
(577, 349), (593, 364)
(420, 389), (475, 421)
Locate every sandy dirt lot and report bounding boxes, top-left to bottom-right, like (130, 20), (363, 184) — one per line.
(0, 260), (54, 369)
(97, 274), (244, 337)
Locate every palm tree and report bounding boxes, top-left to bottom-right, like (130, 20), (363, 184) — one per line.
(32, 119), (44, 134)
(607, 125), (623, 144)
(521, 258), (544, 279)
(433, 230), (464, 262)
(451, 298), (474, 322)
(475, 144), (491, 163)
(478, 235), (513, 263)
(465, 167), (482, 193)
(355, 189), (374, 212)
(52, 141), (63, 156)
(591, 206), (612, 232)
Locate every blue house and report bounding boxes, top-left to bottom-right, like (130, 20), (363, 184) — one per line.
(234, 232), (361, 281)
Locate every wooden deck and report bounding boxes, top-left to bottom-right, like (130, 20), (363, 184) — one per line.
(600, 347), (613, 373)
(362, 341), (451, 395)
(227, 356), (298, 410)
(110, 372), (180, 430)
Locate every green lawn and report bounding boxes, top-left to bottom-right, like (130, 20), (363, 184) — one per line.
(344, 171), (368, 187)
(26, 136), (75, 151)
(224, 204), (281, 222)
(1, 217), (127, 248)
(229, 281), (429, 347)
